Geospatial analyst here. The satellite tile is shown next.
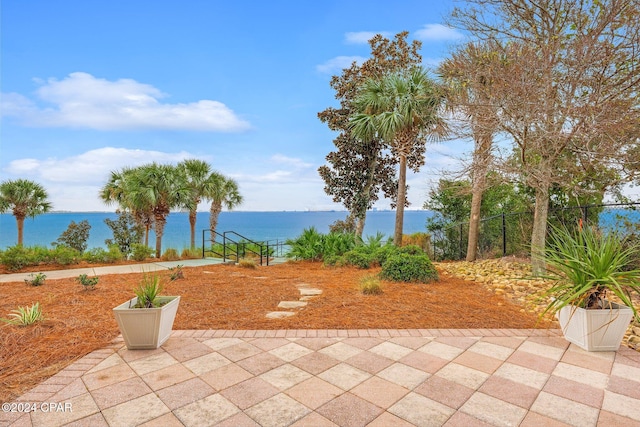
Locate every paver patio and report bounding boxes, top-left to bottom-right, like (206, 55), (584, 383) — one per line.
(2, 328), (640, 427)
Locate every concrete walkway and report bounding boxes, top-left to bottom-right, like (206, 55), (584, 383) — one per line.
(0, 259), (224, 283)
(2, 329), (640, 427)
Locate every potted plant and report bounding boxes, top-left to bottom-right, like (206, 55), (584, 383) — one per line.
(113, 274), (180, 350)
(539, 224), (640, 351)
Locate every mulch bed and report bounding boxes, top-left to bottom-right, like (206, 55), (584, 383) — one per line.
(0, 261), (553, 403)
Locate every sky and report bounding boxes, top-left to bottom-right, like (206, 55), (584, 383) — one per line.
(0, 0), (470, 212)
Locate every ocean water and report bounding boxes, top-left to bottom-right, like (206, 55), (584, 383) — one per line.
(0, 210), (434, 250)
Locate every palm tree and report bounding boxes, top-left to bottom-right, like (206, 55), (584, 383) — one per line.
(350, 67), (447, 245)
(99, 167), (154, 246)
(207, 173), (243, 238)
(0, 179), (52, 245)
(178, 159), (215, 249)
(125, 163), (191, 258)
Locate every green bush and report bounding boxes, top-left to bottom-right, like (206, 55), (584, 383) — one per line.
(343, 249), (375, 269)
(24, 272), (46, 286)
(161, 248), (180, 261)
(49, 245), (80, 266)
(286, 228), (356, 261)
(131, 243), (154, 261)
(1, 245), (33, 271)
(105, 244), (124, 262)
(398, 245), (425, 255)
(380, 253), (438, 283)
(77, 274), (99, 290)
(53, 220), (91, 253)
(104, 212), (145, 257)
(83, 247), (109, 263)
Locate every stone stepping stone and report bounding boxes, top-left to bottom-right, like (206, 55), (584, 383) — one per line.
(266, 311), (296, 319)
(278, 301), (308, 309)
(298, 288), (322, 296)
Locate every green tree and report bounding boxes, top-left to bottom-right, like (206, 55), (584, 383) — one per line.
(53, 219), (91, 253)
(318, 32), (422, 237)
(351, 67), (448, 245)
(178, 159), (216, 249)
(0, 179), (52, 245)
(208, 173), (242, 239)
(104, 211), (145, 257)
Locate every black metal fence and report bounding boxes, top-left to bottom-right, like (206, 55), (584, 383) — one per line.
(431, 202), (640, 261)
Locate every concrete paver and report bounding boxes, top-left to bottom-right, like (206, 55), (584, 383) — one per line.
(3, 329), (640, 427)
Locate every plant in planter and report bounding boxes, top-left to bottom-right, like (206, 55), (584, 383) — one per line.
(113, 274), (180, 350)
(540, 225), (640, 351)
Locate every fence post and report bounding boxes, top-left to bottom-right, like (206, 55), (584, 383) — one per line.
(583, 206), (589, 225)
(502, 212), (507, 257)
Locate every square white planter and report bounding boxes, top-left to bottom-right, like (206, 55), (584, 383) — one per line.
(113, 296), (180, 350)
(557, 301), (633, 351)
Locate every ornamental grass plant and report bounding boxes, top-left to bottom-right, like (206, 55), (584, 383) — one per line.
(539, 224), (640, 321)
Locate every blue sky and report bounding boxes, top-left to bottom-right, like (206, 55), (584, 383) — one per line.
(1, 0), (468, 212)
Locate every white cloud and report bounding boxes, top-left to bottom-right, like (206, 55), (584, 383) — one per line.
(316, 56), (367, 74)
(344, 31), (392, 44)
(270, 154), (313, 169)
(1, 72), (251, 132)
(415, 24), (464, 41)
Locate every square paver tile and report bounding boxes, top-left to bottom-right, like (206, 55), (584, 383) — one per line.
(461, 392), (527, 427)
(260, 364), (313, 390)
(218, 342), (262, 362)
(215, 412), (261, 427)
(164, 341), (215, 363)
(220, 377), (280, 409)
(389, 392), (455, 426)
(495, 362), (549, 389)
(200, 364), (254, 391)
(285, 377), (343, 409)
(552, 362), (609, 389)
(139, 412), (185, 427)
(292, 337), (339, 351)
(174, 393), (240, 427)
(543, 375), (604, 408)
(519, 411), (573, 427)
(369, 342), (414, 361)
(351, 376), (409, 408)
(82, 363), (137, 391)
(182, 352), (231, 376)
(345, 351), (394, 374)
(596, 410), (640, 427)
(518, 340), (566, 361)
(30, 393), (101, 427)
(318, 341), (363, 361)
(201, 337), (244, 350)
(467, 341), (514, 361)
(342, 337), (385, 350)
(507, 349), (559, 374)
(454, 350), (503, 373)
(531, 391), (599, 427)
(245, 393), (310, 427)
(607, 374), (640, 400)
(318, 363), (370, 390)
(478, 375), (540, 409)
(90, 377), (152, 410)
(436, 363), (490, 389)
(419, 341), (465, 360)
(155, 377), (215, 410)
(317, 392), (383, 426)
(128, 352), (179, 376)
(290, 411), (338, 427)
(368, 411), (415, 427)
(290, 351), (341, 375)
(237, 351), (286, 375)
(400, 351), (449, 374)
(268, 342), (313, 362)
(101, 393), (171, 427)
(377, 362), (429, 389)
(141, 363), (195, 391)
(444, 411), (495, 427)
(602, 390), (640, 421)
(414, 375), (474, 409)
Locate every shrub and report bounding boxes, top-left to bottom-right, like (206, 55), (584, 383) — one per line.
(168, 265), (184, 280)
(238, 259), (257, 269)
(161, 248), (180, 261)
(131, 243), (154, 261)
(285, 228), (356, 261)
(1, 245), (32, 271)
(83, 247), (109, 263)
(402, 232), (432, 255)
(24, 273), (46, 286)
(380, 253), (438, 283)
(359, 275), (383, 295)
(343, 249), (375, 269)
(398, 245), (425, 255)
(0, 302), (43, 326)
(77, 274), (99, 290)
(49, 245), (80, 266)
(105, 244), (124, 262)
(52, 220), (91, 253)
(181, 248), (200, 259)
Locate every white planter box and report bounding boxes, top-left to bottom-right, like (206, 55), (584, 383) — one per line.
(113, 296), (180, 350)
(557, 301), (633, 351)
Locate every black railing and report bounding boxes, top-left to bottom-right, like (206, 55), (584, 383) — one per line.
(431, 202), (640, 261)
(201, 229), (288, 266)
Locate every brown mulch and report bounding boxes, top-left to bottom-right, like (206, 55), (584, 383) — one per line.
(0, 261), (553, 403)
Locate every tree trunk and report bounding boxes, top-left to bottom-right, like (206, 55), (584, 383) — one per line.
(209, 201), (222, 242)
(16, 215), (25, 245)
(144, 226), (150, 247)
(394, 154), (407, 246)
(466, 132), (492, 261)
(355, 216), (365, 238)
(531, 183), (550, 276)
(154, 217), (165, 259)
(189, 209), (197, 249)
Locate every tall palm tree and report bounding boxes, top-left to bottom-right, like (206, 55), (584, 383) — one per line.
(124, 163), (191, 258)
(207, 173), (243, 238)
(99, 167), (154, 246)
(0, 179), (52, 245)
(178, 159), (215, 249)
(350, 67), (447, 245)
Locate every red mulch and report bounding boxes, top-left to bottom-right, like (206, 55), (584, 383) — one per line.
(0, 261), (552, 403)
